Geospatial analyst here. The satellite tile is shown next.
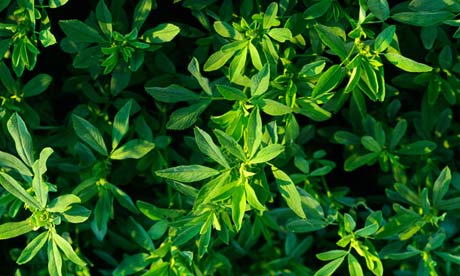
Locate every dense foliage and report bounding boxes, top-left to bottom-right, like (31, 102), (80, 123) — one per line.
(1, 0), (460, 275)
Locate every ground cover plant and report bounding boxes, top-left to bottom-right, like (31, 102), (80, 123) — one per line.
(1, 0), (460, 275)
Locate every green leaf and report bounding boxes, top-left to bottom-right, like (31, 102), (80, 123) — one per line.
(143, 23), (180, 43)
(245, 181), (266, 211)
(297, 102), (332, 121)
(32, 147), (53, 208)
(7, 113), (34, 167)
(17, 231), (49, 264)
(110, 139), (155, 160)
(0, 0), (12, 12)
(433, 167), (451, 206)
(348, 254), (364, 276)
(49, 0), (68, 8)
(146, 84), (200, 103)
(286, 218), (328, 233)
(314, 256), (345, 276)
(315, 24), (347, 60)
(155, 165), (220, 183)
(194, 127), (230, 168)
(91, 191), (112, 240)
(263, 2), (279, 29)
(213, 21), (243, 40)
(248, 41), (263, 70)
(344, 152), (380, 171)
(304, 0), (332, 19)
(216, 85), (247, 101)
(72, 115), (108, 156)
(249, 144), (284, 164)
(259, 99), (292, 116)
(148, 220), (169, 240)
(435, 252), (460, 265)
(299, 60), (326, 78)
(361, 136), (382, 152)
(228, 46), (248, 82)
(112, 100), (132, 150)
(374, 25), (395, 53)
(392, 11), (455, 27)
(96, 0), (112, 38)
(62, 205), (91, 223)
(0, 220), (34, 240)
(268, 28), (292, 42)
(272, 166), (306, 219)
(23, 74), (52, 97)
(59, 20), (105, 43)
(39, 28), (57, 47)
(52, 232), (86, 267)
(113, 253), (151, 276)
(47, 194), (81, 213)
(214, 129), (246, 161)
(384, 53), (432, 73)
(317, 250), (348, 261)
(312, 65), (345, 98)
(173, 224), (201, 246)
(0, 172), (40, 210)
(48, 239), (62, 276)
(127, 216), (155, 251)
(107, 183), (138, 213)
(355, 223), (379, 237)
(251, 64), (270, 96)
(166, 101), (210, 130)
(198, 225), (212, 258)
(344, 213), (356, 232)
(232, 184), (246, 231)
(345, 63), (361, 93)
(397, 140), (437, 155)
(188, 57), (212, 95)
(204, 50), (235, 71)
(246, 107), (263, 159)
(390, 119), (407, 149)
(0, 151), (33, 176)
(368, 0), (390, 21)
(133, 0), (152, 31)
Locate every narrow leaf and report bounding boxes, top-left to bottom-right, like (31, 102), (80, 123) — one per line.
(72, 114), (108, 156)
(52, 232), (86, 267)
(155, 165), (220, 183)
(112, 100), (133, 150)
(249, 144), (284, 164)
(59, 20), (105, 43)
(142, 23), (180, 43)
(7, 113), (34, 167)
(0, 172), (40, 210)
(17, 231), (49, 264)
(314, 256), (345, 276)
(194, 127), (230, 168)
(132, 0), (152, 30)
(110, 139), (155, 160)
(384, 53), (432, 72)
(0, 220), (34, 240)
(272, 166), (306, 219)
(433, 167), (451, 206)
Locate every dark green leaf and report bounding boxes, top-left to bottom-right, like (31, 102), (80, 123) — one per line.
(361, 136), (382, 152)
(49, 0), (68, 8)
(146, 84), (200, 103)
(113, 253), (151, 276)
(374, 25), (395, 53)
(312, 65), (345, 98)
(127, 216), (155, 251)
(433, 167), (451, 206)
(344, 152), (379, 171)
(110, 139), (155, 160)
(304, 0), (332, 19)
(166, 101), (210, 130)
(286, 218), (328, 233)
(72, 114), (108, 156)
(397, 140), (437, 155)
(390, 119), (407, 149)
(142, 23), (180, 43)
(368, 0), (390, 21)
(314, 256), (345, 276)
(59, 20), (105, 43)
(108, 183), (138, 213)
(214, 129), (246, 161)
(96, 0), (112, 38)
(62, 205), (91, 223)
(315, 24), (347, 60)
(133, 0), (152, 31)
(112, 99), (132, 150)
(392, 11), (455, 27)
(23, 74), (52, 97)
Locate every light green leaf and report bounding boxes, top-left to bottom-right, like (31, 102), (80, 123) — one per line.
(374, 25), (395, 53)
(348, 254), (364, 276)
(112, 100), (132, 150)
(312, 65), (345, 98)
(315, 24), (347, 60)
(47, 194), (81, 213)
(110, 139), (155, 160)
(272, 166), (306, 219)
(249, 144), (284, 164)
(187, 57), (212, 95)
(52, 232), (86, 267)
(48, 239), (62, 276)
(213, 21), (244, 40)
(142, 23), (180, 43)
(72, 115), (108, 156)
(0, 151), (33, 176)
(7, 113), (34, 167)
(194, 127), (230, 168)
(49, 0), (68, 8)
(0, 220), (34, 240)
(132, 0), (152, 31)
(355, 223), (379, 237)
(17, 231), (49, 264)
(0, 172), (40, 210)
(268, 28), (292, 42)
(32, 147), (53, 208)
(59, 20), (105, 43)
(203, 50), (234, 71)
(246, 107), (263, 159)
(263, 2), (279, 29)
(245, 181), (266, 211)
(96, 0), (112, 37)
(166, 101), (210, 130)
(251, 64), (270, 96)
(232, 184), (246, 231)
(384, 53), (432, 73)
(229, 46), (248, 82)
(39, 28), (57, 47)
(433, 166), (451, 206)
(62, 205), (91, 223)
(259, 99), (292, 116)
(248, 41), (263, 70)
(368, 0), (390, 21)
(173, 224), (201, 246)
(314, 256), (345, 276)
(317, 250), (348, 261)
(146, 84), (200, 103)
(155, 165), (220, 183)
(297, 101), (332, 121)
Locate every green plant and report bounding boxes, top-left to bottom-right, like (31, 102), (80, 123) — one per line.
(2, 0), (460, 275)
